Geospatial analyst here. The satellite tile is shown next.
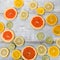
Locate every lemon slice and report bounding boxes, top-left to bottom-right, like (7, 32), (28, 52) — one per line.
(48, 46), (59, 58)
(42, 55), (50, 60)
(20, 10), (29, 20)
(6, 21), (13, 29)
(36, 7), (45, 15)
(0, 22), (5, 33)
(12, 50), (21, 59)
(14, 0), (24, 8)
(44, 2), (54, 12)
(0, 48), (9, 58)
(46, 14), (58, 25)
(56, 38), (60, 48)
(14, 36), (25, 46)
(28, 1), (37, 10)
(37, 45), (47, 56)
(52, 25), (60, 36)
(36, 32), (45, 40)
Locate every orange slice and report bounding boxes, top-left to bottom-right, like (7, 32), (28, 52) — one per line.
(30, 16), (45, 30)
(52, 25), (60, 36)
(22, 46), (37, 60)
(1, 29), (14, 42)
(46, 14), (58, 25)
(12, 50), (21, 59)
(0, 22), (5, 33)
(48, 46), (59, 58)
(4, 8), (17, 20)
(14, 0), (24, 8)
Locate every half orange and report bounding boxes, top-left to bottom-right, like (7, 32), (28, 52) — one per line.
(22, 46), (37, 60)
(1, 29), (14, 42)
(30, 16), (45, 30)
(4, 8), (17, 20)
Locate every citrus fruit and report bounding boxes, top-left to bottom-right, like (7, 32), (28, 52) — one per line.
(14, 0), (24, 8)
(42, 55), (50, 60)
(30, 16), (45, 30)
(6, 21), (13, 29)
(37, 45), (47, 56)
(0, 48), (9, 58)
(36, 32), (45, 40)
(22, 46), (37, 60)
(28, 1), (37, 10)
(44, 2), (54, 12)
(45, 36), (53, 44)
(48, 46), (59, 58)
(0, 22), (5, 33)
(14, 36), (25, 46)
(52, 25), (60, 36)
(46, 14), (58, 25)
(12, 50), (21, 59)
(36, 7), (45, 15)
(1, 29), (14, 42)
(4, 8), (17, 20)
(56, 38), (60, 48)
(20, 10), (29, 20)
(8, 43), (16, 51)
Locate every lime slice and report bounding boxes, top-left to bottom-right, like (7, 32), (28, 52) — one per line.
(0, 48), (9, 58)
(42, 55), (50, 60)
(37, 45), (47, 56)
(44, 2), (54, 12)
(37, 32), (45, 40)
(8, 43), (16, 51)
(6, 21), (13, 29)
(14, 36), (25, 46)
(45, 36), (53, 44)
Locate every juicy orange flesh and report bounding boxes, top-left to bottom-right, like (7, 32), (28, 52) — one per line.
(3, 31), (12, 40)
(23, 47), (35, 59)
(31, 16), (44, 28)
(5, 9), (16, 18)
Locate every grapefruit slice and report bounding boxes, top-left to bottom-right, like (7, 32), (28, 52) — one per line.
(14, 0), (24, 8)
(52, 25), (60, 36)
(1, 29), (14, 42)
(22, 46), (37, 60)
(46, 14), (58, 25)
(0, 22), (5, 33)
(30, 16), (45, 30)
(4, 8), (17, 20)
(48, 46), (59, 58)
(12, 50), (21, 59)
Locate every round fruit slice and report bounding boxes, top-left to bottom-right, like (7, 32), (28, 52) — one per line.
(36, 32), (45, 40)
(0, 22), (5, 33)
(1, 29), (14, 42)
(46, 14), (58, 26)
(22, 46), (37, 60)
(28, 1), (37, 10)
(14, 0), (24, 8)
(37, 45), (47, 56)
(45, 36), (53, 44)
(52, 25), (60, 36)
(42, 55), (50, 60)
(36, 7), (45, 15)
(14, 36), (25, 46)
(0, 48), (9, 58)
(4, 8), (17, 20)
(48, 46), (59, 58)
(20, 10), (29, 20)
(44, 2), (54, 12)
(12, 50), (21, 59)
(56, 38), (60, 48)
(8, 43), (16, 51)
(6, 21), (13, 29)
(30, 16), (45, 30)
